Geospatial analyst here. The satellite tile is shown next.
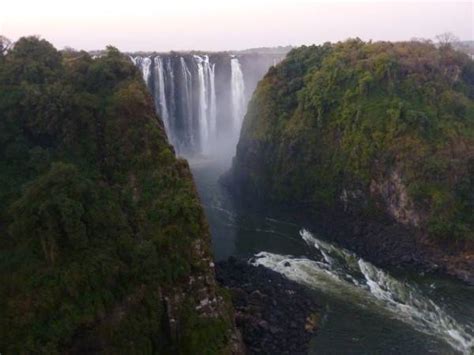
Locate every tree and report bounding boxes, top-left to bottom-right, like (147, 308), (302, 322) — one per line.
(0, 36), (233, 353)
(62, 46), (77, 53)
(436, 32), (459, 49)
(0, 35), (12, 56)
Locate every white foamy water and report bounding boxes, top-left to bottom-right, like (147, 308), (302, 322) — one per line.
(250, 229), (474, 354)
(154, 57), (170, 137)
(230, 56), (245, 133)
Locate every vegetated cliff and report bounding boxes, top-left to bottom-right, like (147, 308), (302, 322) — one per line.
(0, 37), (240, 353)
(226, 39), (474, 282)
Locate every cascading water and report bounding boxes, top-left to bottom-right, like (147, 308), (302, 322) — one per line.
(209, 61), (217, 144)
(250, 229), (474, 354)
(230, 56), (246, 133)
(153, 57), (171, 140)
(131, 52), (284, 156)
(165, 58), (176, 141)
(135, 56), (152, 85)
(194, 55), (210, 153)
(180, 57), (194, 149)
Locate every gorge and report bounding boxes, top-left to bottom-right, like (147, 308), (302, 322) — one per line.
(3, 1), (474, 353)
(1, 35), (473, 355)
(218, 40), (474, 353)
(128, 41), (474, 354)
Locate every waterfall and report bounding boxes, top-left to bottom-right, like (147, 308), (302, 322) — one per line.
(165, 58), (176, 139)
(230, 56), (246, 133)
(191, 55), (217, 153)
(194, 55), (209, 153)
(131, 51), (281, 156)
(209, 62), (217, 144)
(180, 57), (194, 149)
(154, 57), (171, 140)
(135, 56), (152, 85)
(251, 229), (474, 355)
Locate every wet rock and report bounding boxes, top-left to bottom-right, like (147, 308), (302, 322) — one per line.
(249, 290), (265, 304)
(304, 313), (320, 333)
(216, 258), (320, 354)
(270, 326), (280, 334)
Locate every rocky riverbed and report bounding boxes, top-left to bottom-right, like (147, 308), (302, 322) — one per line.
(216, 257), (320, 354)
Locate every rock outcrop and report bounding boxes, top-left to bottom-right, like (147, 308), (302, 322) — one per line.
(216, 258), (320, 354)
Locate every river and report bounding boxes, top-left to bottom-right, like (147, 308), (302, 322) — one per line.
(189, 157), (474, 355)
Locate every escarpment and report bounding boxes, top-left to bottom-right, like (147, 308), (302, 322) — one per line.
(226, 40), (474, 282)
(0, 37), (239, 353)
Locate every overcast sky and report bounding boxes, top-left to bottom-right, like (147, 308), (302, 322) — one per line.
(1, 0), (472, 52)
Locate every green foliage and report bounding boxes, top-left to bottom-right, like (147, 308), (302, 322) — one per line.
(235, 39), (474, 240)
(179, 297), (232, 355)
(0, 37), (231, 353)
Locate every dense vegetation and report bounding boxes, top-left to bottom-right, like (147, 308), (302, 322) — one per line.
(231, 39), (474, 242)
(0, 37), (234, 353)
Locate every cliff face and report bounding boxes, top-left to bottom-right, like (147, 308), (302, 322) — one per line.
(227, 40), (474, 279)
(0, 37), (238, 353)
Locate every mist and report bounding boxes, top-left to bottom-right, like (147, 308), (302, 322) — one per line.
(130, 50), (287, 165)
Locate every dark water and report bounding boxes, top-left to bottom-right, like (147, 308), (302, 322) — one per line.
(189, 157), (474, 355)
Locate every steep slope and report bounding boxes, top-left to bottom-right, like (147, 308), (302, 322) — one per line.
(0, 37), (238, 353)
(226, 40), (474, 282)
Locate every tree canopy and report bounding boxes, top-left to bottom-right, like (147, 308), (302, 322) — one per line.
(235, 39), (474, 241)
(0, 37), (233, 353)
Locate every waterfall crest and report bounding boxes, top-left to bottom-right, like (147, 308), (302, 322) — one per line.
(135, 56), (152, 85)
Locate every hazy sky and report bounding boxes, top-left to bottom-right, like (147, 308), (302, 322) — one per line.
(1, 0), (472, 51)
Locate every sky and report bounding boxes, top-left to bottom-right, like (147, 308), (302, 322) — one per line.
(1, 0), (472, 52)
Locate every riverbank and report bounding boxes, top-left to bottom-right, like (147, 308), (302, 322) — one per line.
(215, 257), (320, 354)
(191, 160), (473, 354)
(295, 207), (474, 286)
(220, 170), (474, 286)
